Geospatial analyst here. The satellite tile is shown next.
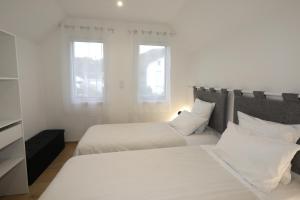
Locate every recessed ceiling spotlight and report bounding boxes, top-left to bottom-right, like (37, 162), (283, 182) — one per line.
(117, 0), (124, 7)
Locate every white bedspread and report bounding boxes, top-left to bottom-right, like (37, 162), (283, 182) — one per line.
(75, 122), (187, 155)
(40, 146), (259, 200)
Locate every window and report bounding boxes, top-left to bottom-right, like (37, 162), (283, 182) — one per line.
(137, 45), (170, 102)
(70, 41), (104, 103)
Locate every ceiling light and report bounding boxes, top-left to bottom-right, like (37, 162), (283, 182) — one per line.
(117, 1), (124, 7)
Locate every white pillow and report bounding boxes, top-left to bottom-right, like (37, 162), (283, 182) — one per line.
(238, 112), (300, 185)
(169, 111), (208, 136)
(238, 111), (300, 143)
(215, 122), (300, 192)
(191, 99), (215, 120)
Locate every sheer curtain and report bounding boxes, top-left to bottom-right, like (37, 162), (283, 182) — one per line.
(70, 41), (105, 104)
(130, 31), (172, 122)
(60, 23), (111, 139)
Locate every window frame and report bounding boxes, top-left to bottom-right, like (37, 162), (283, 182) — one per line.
(70, 40), (106, 103)
(136, 43), (171, 103)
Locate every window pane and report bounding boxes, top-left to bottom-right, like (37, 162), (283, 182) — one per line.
(72, 42), (104, 102)
(138, 45), (168, 102)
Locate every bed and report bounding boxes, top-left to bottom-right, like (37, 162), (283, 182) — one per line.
(75, 87), (228, 155)
(39, 90), (300, 200)
(41, 146), (259, 200)
(39, 145), (300, 200)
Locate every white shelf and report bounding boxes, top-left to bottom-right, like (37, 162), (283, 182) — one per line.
(0, 158), (24, 179)
(0, 119), (21, 130)
(0, 124), (22, 151)
(0, 77), (18, 81)
(0, 29), (28, 196)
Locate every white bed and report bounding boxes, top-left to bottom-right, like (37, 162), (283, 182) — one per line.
(74, 122), (221, 156)
(74, 87), (228, 156)
(39, 145), (300, 200)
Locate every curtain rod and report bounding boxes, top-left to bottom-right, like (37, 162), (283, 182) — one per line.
(187, 85), (299, 97)
(128, 29), (176, 37)
(59, 23), (175, 36)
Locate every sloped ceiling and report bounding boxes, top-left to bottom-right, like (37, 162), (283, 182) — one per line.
(171, 0), (300, 53)
(1, 0), (299, 52)
(0, 0), (187, 42)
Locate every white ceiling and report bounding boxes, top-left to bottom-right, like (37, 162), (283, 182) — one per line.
(57, 0), (186, 24)
(0, 0), (188, 42)
(0, 0), (299, 53)
(0, 0), (64, 41)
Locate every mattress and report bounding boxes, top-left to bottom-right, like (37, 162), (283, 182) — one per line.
(74, 122), (187, 155)
(40, 146), (259, 200)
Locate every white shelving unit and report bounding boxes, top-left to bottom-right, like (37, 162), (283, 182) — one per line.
(0, 158), (24, 179)
(0, 30), (28, 196)
(0, 119), (22, 130)
(0, 78), (18, 81)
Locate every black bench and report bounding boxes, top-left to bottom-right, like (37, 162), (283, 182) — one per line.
(25, 129), (65, 185)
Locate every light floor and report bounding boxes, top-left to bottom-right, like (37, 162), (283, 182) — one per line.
(0, 142), (77, 200)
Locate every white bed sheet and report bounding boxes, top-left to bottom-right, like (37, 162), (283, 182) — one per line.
(40, 146), (260, 200)
(40, 145), (300, 200)
(75, 122), (187, 156)
(264, 174), (300, 200)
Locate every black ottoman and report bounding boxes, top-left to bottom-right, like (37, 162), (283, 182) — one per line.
(25, 129), (65, 185)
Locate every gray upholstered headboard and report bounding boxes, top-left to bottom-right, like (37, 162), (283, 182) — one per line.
(233, 90), (300, 174)
(193, 87), (228, 133)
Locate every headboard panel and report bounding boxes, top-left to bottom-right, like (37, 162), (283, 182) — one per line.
(233, 90), (300, 124)
(193, 87), (228, 133)
(233, 90), (300, 174)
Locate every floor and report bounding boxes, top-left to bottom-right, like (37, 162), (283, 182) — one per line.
(0, 142), (77, 200)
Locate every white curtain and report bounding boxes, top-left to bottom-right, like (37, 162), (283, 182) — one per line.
(70, 41), (104, 104)
(60, 23), (111, 139)
(130, 32), (172, 122)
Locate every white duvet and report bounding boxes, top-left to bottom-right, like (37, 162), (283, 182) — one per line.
(75, 122), (187, 155)
(40, 146), (259, 200)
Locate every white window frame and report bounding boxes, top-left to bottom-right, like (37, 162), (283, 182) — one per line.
(136, 43), (171, 103)
(70, 40), (106, 103)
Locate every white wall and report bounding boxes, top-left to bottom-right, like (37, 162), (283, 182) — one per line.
(187, 0), (300, 119)
(40, 20), (191, 141)
(0, 0), (61, 140)
(0, 26), (48, 140)
(17, 38), (47, 140)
